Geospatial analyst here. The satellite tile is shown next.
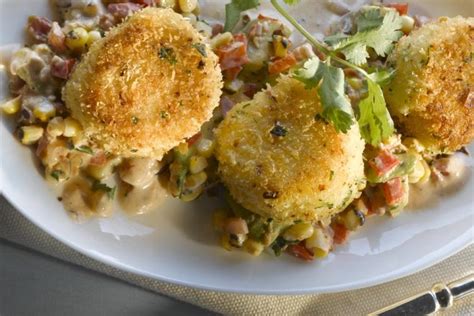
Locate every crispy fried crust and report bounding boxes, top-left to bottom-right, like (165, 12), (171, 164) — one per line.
(215, 76), (366, 222)
(63, 8), (222, 158)
(384, 17), (474, 153)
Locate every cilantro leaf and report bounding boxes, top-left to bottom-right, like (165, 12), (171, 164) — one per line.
(224, 0), (260, 32)
(330, 10), (403, 65)
(356, 8), (384, 32)
(92, 181), (116, 200)
(357, 78), (394, 145)
(293, 57), (355, 133)
(75, 145), (93, 155)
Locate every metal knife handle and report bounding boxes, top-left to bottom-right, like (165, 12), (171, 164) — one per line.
(369, 274), (474, 315)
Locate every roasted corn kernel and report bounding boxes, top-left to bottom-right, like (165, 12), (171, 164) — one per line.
(243, 238), (265, 256)
(19, 125), (44, 145)
(46, 117), (65, 137)
(1, 96), (21, 114)
(418, 159), (431, 184)
(184, 171), (207, 190)
(189, 155), (208, 174)
(180, 185), (204, 202)
(159, 0), (177, 9)
(306, 227), (332, 252)
(210, 32), (233, 50)
(272, 35), (289, 58)
(87, 30), (102, 47)
(282, 222), (314, 241)
(409, 157), (426, 183)
(63, 117), (82, 137)
(65, 27), (89, 51)
(401, 15), (415, 34)
(83, 3), (99, 17)
(179, 0), (197, 13)
(313, 247), (328, 258)
(196, 138), (214, 158)
(33, 103), (56, 122)
(181, 13), (197, 25)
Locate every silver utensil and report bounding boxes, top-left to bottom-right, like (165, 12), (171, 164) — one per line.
(370, 274), (474, 315)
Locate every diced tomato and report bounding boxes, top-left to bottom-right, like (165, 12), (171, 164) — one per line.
(108, 3), (143, 19)
(27, 16), (52, 43)
(223, 66), (242, 81)
(268, 53), (297, 75)
(89, 151), (107, 166)
(243, 83), (259, 98)
(385, 3), (409, 15)
(332, 223), (349, 244)
(369, 149), (400, 177)
(216, 34), (249, 71)
(257, 14), (278, 22)
(382, 177), (405, 206)
(186, 132), (202, 146)
(51, 57), (76, 80)
(287, 243), (314, 261)
(48, 22), (66, 53)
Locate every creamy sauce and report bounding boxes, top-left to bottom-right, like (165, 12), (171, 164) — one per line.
(120, 177), (168, 215)
(408, 153), (472, 209)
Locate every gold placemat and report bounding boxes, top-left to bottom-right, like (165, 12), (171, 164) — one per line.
(0, 196), (472, 315)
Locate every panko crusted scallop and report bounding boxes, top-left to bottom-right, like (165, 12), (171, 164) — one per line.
(63, 8), (223, 159)
(384, 16), (474, 153)
(215, 76), (366, 223)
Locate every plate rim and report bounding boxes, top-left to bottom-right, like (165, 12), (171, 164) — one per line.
(2, 188), (472, 294)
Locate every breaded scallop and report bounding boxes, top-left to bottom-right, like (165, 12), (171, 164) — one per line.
(215, 76), (366, 222)
(63, 8), (222, 158)
(384, 17), (474, 153)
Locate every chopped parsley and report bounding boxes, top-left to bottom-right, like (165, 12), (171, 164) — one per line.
(92, 181), (116, 200)
(158, 46), (177, 64)
(270, 122), (288, 137)
(131, 116), (139, 125)
(192, 43), (207, 57)
(75, 145), (93, 155)
(50, 170), (64, 181)
(160, 111), (169, 119)
(263, 191), (279, 199)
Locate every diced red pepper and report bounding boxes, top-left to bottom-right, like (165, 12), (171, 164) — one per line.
(287, 243), (314, 261)
(223, 66), (242, 81)
(216, 34), (249, 71)
(186, 132), (202, 146)
(243, 83), (259, 98)
(268, 53), (297, 75)
(332, 223), (349, 244)
(211, 23), (224, 37)
(108, 3), (143, 19)
(382, 177), (405, 206)
(27, 16), (52, 43)
(369, 149), (400, 177)
(385, 3), (409, 15)
(51, 57), (76, 80)
(257, 14), (278, 22)
(48, 22), (66, 54)
(89, 151), (107, 166)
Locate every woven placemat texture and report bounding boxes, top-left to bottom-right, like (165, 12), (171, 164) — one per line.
(0, 196), (472, 315)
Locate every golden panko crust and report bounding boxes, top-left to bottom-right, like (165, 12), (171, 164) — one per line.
(215, 76), (366, 222)
(384, 16), (474, 153)
(63, 8), (222, 158)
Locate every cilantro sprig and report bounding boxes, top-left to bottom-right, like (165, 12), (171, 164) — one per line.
(224, 0), (260, 32)
(271, 0), (397, 144)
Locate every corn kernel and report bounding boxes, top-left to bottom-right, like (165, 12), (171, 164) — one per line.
(19, 125), (44, 145)
(283, 222), (314, 241)
(87, 30), (102, 47)
(196, 138), (215, 158)
(180, 185), (203, 202)
(179, 0), (197, 13)
(273, 35), (289, 58)
(403, 137), (425, 153)
(33, 103), (56, 122)
(401, 15), (415, 34)
(160, 0), (177, 9)
(184, 171), (207, 190)
(210, 32), (233, 50)
(83, 4), (98, 17)
(418, 159), (431, 184)
(243, 238), (265, 256)
(313, 247), (328, 258)
(409, 158), (425, 183)
(342, 209), (362, 231)
(220, 234), (232, 251)
(189, 155), (208, 174)
(1, 96), (21, 114)
(63, 117), (82, 137)
(46, 117), (65, 137)
(65, 27), (89, 51)
(306, 227), (332, 252)
(181, 13), (197, 25)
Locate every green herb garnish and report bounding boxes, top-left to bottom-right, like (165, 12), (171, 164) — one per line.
(50, 170), (64, 181)
(131, 116), (139, 125)
(270, 122), (288, 137)
(224, 0), (260, 32)
(160, 111), (169, 119)
(92, 181), (116, 200)
(159, 46), (177, 64)
(75, 145), (93, 155)
(192, 43), (207, 57)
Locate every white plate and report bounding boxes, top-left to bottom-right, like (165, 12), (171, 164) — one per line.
(1, 0), (473, 294)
